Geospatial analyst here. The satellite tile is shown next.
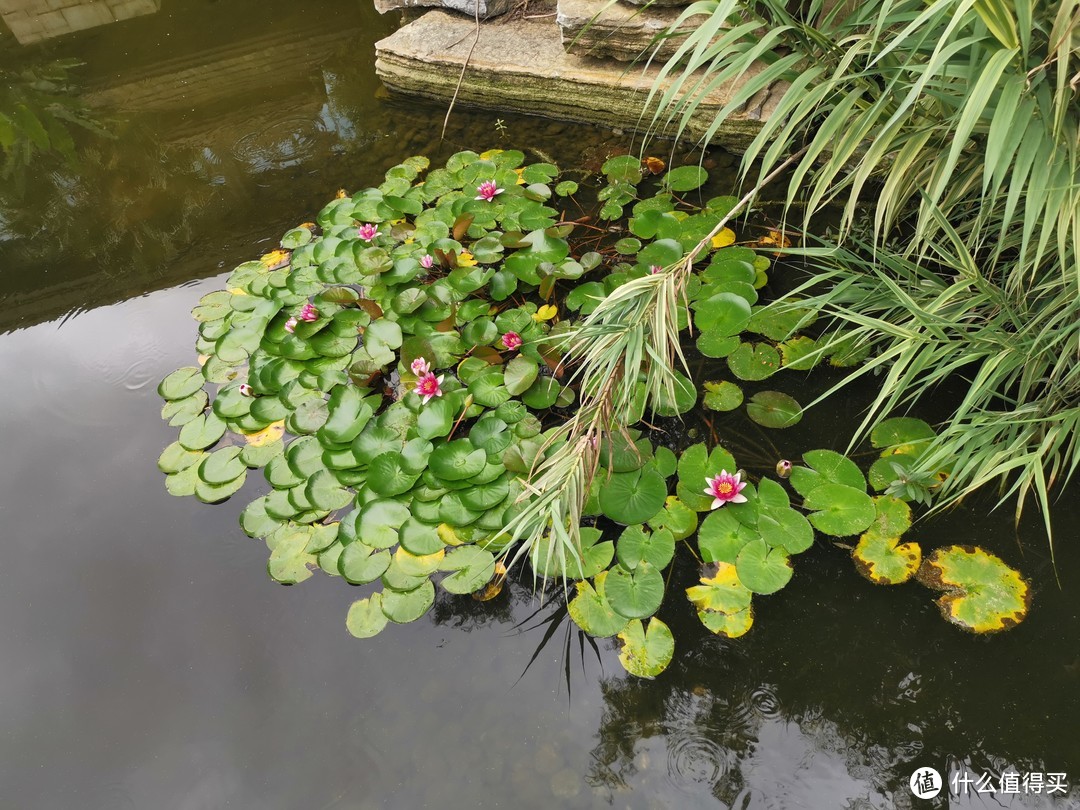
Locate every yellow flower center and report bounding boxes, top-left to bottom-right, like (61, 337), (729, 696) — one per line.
(717, 482), (733, 495)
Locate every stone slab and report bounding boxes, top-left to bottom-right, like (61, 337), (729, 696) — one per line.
(557, 0), (713, 62)
(1, 0), (159, 44)
(373, 0), (516, 19)
(375, 11), (785, 151)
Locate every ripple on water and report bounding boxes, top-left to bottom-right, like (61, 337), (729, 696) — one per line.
(232, 117), (322, 172)
(748, 684), (783, 721)
(666, 730), (734, 794)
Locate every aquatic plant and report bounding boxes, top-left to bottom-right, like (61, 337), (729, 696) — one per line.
(158, 151), (1030, 678)
(647, 0), (1080, 548)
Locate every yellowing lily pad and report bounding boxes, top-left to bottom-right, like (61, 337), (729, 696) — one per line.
(617, 618), (675, 678)
(698, 605), (754, 638)
(568, 571), (629, 638)
(710, 228), (736, 249)
(853, 532), (922, 585)
(917, 545), (1031, 633)
(346, 593), (388, 638)
(686, 563), (752, 613)
(244, 420), (285, 446)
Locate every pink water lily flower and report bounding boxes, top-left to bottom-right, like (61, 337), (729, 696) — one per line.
(415, 371), (445, 405)
(299, 302), (319, 322)
(501, 331), (523, 350)
(475, 180), (504, 202)
(284, 316), (298, 334)
(704, 470), (748, 509)
(420, 254), (434, 269)
(357, 223), (378, 242)
(411, 356), (431, 376)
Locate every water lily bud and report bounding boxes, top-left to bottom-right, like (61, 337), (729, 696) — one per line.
(776, 459), (792, 478)
(239, 384), (254, 397)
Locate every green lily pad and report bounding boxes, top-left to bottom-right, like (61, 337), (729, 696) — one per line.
(746, 391), (802, 429)
(605, 561), (665, 620)
(869, 495), (912, 538)
(468, 418), (511, 456)
(870, 417), (936, 453)
(698, 606), (754, 638)
(531, 528), (613, 581)
(158, 442), (204, 474)
(346, 592), (389, 638)
(567, 571), (629, 638)
(159, 366), (205, 401)
(853, 531), (922, 585)
(703, 380), (743, 412)
(306, 468), (354, 511)
(615, 524), (675, 571)
(438, 546), (497, 594)
(917, 546), (1030, 633)
(598, 432), (651, 472)
(338, 542), (392, 584)
(686, 563), (753, 613)
(165, 464), (201, 497)
(267, 528), (316, 584)
(868, 453), (918, 491)
(599, 466), (667, 525)
(429, 439), (487, 481)
(504, 356), (539, 396)
(357, 498), (411, 548)
(757, 502), (815, 555)
(803, 482), (876, 537)
(646, 497), (698, 541)
(617, 618), (674, 678)
(398, 518), (444, 556)
(199, 446), (246, 485)
(194, 469), (246, 504)
(416, 397), (456, 440)
(161, 390), (208, 426)
(178, 412), (227, 451)
(726, 342), (780, 381)
(381, 580), (436, 624)
(521, 376), (560, 409)
(663, 165), (708, 191)
(239, 496), (282, 538)
(735, 538), (792, 594)
(652, 370), (697, 417)
(367, 452), (421, 497)
(693, 292), (752, 337)
(790, 449), (867, 497)
(239, 438), (284, 468)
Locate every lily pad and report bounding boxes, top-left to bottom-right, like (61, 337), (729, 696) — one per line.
(853, 531), (922, 585)
(381, 580), (436, 624)
(790, 449), (867, 497)
(158, 442), (204, 474)
(727, 342), (780, 381)
(599, 466), (668, 525)
(346, 593), (388, 638)
(568, 572), (630, 638)
(504, 356), (539, 396)
(605, 561), (665, 620)
(429, 439), (487, 482)
(646, 497), (698, 541)
(746, 391), (802, 429)
(917, 546), (1030, 633)
(871, 417), (936, 453)
(615, 524), (675, 571)
(735, 538), (792, 594)
(702, 380), (743, 412)
(698, 606), (754, 638)
(617, 618), (675, 678)
(161, 390), (208, 426)
(178, 412), (227, 451)
(531, 528), (613, 581)
(357, 498), (411, 548)
(803, 482), (876, 537)
(438, 545), (497, 594)
(199, 446), (246, 485)
(338, 542), (392, 584)
(159, 366), (205, 401)
(686, 563), (753, 613)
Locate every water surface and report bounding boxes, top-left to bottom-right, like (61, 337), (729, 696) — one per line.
(1, 2), (1078, 807)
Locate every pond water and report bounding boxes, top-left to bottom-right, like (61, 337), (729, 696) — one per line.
(2, 2), (1079, 808)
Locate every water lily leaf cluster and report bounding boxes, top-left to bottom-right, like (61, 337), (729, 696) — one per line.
(157, 151), (1033, 681)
